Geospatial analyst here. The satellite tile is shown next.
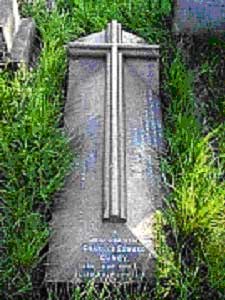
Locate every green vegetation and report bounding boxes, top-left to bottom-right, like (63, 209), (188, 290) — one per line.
(155, 51), (225, 300)
(1, 0), (224, 299)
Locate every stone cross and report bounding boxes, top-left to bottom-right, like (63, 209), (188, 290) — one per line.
(47, 20), (163, 283)
(69, 20), (160, 222)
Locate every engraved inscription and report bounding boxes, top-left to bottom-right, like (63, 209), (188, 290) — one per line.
(78, 231), (145, 279)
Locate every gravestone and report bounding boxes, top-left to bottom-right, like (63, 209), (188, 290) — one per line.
(46, 20), (164, 284)
(173, 0), (225, 33)
(46, 0), (55, 10)
(0, 0), (35, 67)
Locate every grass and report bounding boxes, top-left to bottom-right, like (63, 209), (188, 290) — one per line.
(154, 50), (225, 299)
(45, 280), (150, 300)
(0, 4), (75, 297)
(1, 0), (224, 299)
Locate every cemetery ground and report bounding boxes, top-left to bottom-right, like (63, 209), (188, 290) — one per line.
(0, 0), (224, 299)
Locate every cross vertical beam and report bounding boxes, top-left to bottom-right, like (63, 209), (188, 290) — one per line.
(103, 20), (126, 221)
(110, 20), (119, 218)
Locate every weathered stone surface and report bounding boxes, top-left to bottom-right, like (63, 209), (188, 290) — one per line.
(0, 0), (35, 66)
(0, 0), (20, 52)
(44, 0), (55, 10)
(173, 0), (225, 33)
(46, 20), (163, 284)
(11, 18), (35, 65)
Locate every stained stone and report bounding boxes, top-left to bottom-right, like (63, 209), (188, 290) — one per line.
(46, 20), (164, 284)
(46, 0), (55, 10)
(0, 0), (35, 67)
(173, 0), (225, 33)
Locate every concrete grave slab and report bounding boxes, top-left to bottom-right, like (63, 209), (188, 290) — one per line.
(46, 20), (164, 284)
(0, 0), (35, 66)
(173, 0), (225, 34)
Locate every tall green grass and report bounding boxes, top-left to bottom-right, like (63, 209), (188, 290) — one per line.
(155, 51), (225, 299)
(0, 5), (75, 297)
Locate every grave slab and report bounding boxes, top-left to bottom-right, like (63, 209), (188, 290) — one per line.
(0, 0), (35, 66)
(46, 20), (164, 284)
(173, 0), (225, 34)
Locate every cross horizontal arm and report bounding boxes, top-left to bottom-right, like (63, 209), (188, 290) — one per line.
(69, 48), (108, 57)
(69, 46), (160, 58)
(69, 42), (159, 49)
